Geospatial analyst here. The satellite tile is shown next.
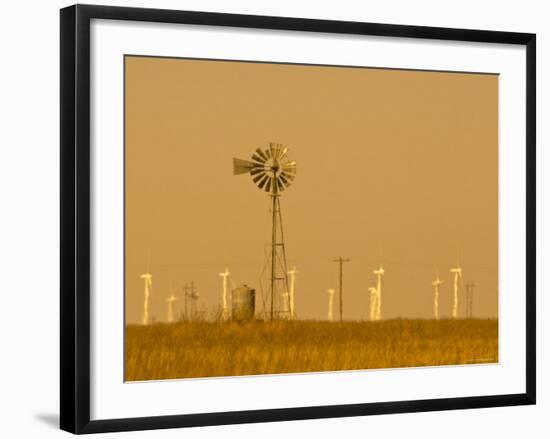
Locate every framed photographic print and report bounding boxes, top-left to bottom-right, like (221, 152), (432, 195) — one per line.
(60, 4), (536, 434)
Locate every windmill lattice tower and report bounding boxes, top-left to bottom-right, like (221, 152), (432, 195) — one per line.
(234, 143), (297, 321)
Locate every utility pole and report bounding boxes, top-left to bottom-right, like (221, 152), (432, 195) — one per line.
(183, 283), (189, 321)
(333, 257), (350, 323)
(465, 281), (474, 318)
(189, 281), (197, 319)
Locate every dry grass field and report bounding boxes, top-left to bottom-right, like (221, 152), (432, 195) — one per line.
(125, 319), (498, 381)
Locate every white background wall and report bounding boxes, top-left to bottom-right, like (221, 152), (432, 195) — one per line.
(0, 0), (546, 437)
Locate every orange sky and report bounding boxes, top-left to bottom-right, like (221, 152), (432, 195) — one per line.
(124, 56), (498, 323)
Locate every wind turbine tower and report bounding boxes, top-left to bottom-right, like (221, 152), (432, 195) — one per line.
(374, 264), (385, 321)
(165, 293), (178, 323)
(432, 273), (443, 320)
(327, 288), (335, 322)
(368, 287), (378, 321)
(450, 256), (462, 319)
(140, 273), (153, 325)
(219, 268), (231, 320)
(287, 267), (298, 319)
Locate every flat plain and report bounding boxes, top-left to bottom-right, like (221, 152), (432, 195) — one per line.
(125, 319), (498, 381)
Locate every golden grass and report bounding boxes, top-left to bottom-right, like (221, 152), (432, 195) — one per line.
(125, 319), (498, 381)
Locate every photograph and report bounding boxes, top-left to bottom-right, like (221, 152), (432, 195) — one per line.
(124, 55), (499, 382)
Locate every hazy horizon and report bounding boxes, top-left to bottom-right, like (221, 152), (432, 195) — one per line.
(124, 56), (498, 324)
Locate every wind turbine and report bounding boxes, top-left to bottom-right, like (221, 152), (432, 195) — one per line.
(450, 251), (462, 319)
(287, 267), (298, 319)
(140, 272), (152, 325)
(165, 293), (178, 323)
(431, 271), (443, 320)
(327, 288), (335, 322)
(374, 264), (385, 321)
(219, 267), (231, 320)
(368, 287), (378, 321)
(234, 143), (297, 321)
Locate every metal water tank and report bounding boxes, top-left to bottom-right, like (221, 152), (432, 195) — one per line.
(232, 285), (255, 322)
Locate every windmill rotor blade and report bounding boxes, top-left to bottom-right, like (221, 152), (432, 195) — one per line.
(251, 152), (267, 164)
(282, 160), (297, 170)
(279, 174), (293, 189)
(233, 158), (257, 175)
(257, 174), (270, 189)
(282, 164), (297, 176)
(250, 167), (266, 176)
(253, 171), (268, 184)
(278, 146), (288, 161)
(282, 171), (295, 181)
(262, 176), (272, 192)
(264, 175), (276, 192)
(254, 148), (268, 162)
(276, 175), (287, 190)
(277, 176), (289, 192)
(270, 143), (284, 160)
(278, 173), (290, 185)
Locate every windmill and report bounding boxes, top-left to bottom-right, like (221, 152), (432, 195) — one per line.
(165, 293), (178, 323)
(431, 271), (443, 320)
(233, 143), (297, 321)
(287, 266), (298, 319)
(327, 288), (335, 322)
(450, 250), (462, 319)
(373, 264), (385, 321)
(368, 286), (378, 321)
(219, 268), (231, 320)
(140, 273), (153, 325)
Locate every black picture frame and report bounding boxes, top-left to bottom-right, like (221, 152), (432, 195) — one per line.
(60, 4), (536, 434)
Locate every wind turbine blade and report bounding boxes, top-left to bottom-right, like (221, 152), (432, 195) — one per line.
(233, 158), (257, 175)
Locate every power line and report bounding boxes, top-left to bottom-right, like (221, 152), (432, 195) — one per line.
(333, 257), (350, 322)
(465, 281), (475, 318)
